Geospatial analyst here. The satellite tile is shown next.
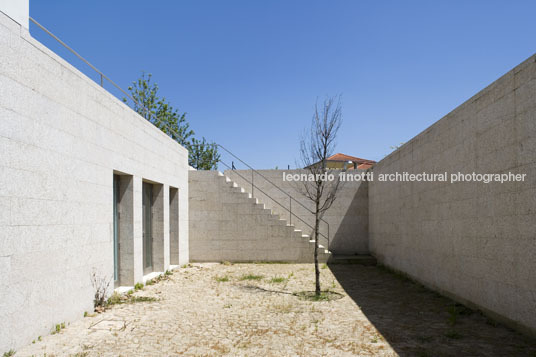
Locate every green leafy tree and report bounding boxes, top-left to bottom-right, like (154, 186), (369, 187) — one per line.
(188, 137), (220, 170)
(124, 72), (219, 169)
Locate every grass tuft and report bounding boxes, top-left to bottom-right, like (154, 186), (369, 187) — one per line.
(268, 276), (288, 284)
(239, 274), (264, 281)
(294, 291), (343, 302)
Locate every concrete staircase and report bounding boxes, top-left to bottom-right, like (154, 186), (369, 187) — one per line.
(189, 170), (331, 263)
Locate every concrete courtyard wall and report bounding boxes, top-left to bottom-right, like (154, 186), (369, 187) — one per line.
(225, 169), (369, 255)
(368, 54), (536, 336)
(0, 12), (189, 351)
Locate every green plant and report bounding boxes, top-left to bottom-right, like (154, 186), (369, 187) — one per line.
(221, 261), (233, 266)
(223, 304), (232, 309)
(90, 269), (111, 309)
(127, 289), (134, 296)
(215, 275), (230, 282)
(107, 292), (123, 306)
(38, 336), (42, 342)
(130, 296), (158, 303)
(268, 276), (287, 284)
(165, 270), (173, 276)
(134, 282), (144, 291)
(321, 263), (328, 269)
(52, 322), (65, 334)
(3, 350), (15, 357)
(239, 274), (263, 281)
(83, 311), (88, 317)
(294, 291), (343, 302)
(146, 279), (155, 286)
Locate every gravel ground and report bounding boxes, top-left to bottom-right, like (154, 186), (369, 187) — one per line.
(15, 263), (536, 356)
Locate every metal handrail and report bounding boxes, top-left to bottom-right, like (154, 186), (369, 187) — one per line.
(216, 143), (330, 233)
(29, 17), (141, 110)
(29, 16), (330, 248)
(219, 159), (330, 248)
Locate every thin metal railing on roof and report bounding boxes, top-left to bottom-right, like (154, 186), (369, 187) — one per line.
(29, 17), (141, 109)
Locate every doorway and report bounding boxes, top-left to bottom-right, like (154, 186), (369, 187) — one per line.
(113, 174), (120, 283)
(142, 182), (153, 274)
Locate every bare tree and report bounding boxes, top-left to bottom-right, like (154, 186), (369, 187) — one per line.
(299, 96), (343, 296)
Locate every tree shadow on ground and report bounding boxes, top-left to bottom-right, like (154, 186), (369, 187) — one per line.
(329, 264), (536, 357)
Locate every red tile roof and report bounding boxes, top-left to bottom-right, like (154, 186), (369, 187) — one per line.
(327, 153), (376, 165)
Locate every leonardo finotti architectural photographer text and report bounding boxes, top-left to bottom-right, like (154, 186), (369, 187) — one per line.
(283, 171), (527, 184)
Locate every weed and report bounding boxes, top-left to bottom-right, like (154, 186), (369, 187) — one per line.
(134, 282), (144, 291)
(221, 261), (233, 266)
(2, 350), (15, 357)
(268, 276), (287, 284)
(83, 311), (88, 317)
(130, 296), (157, 303)
(294, 291), (343, 302)
(127, 289), (134, 296)
(107, 292), (157, 305)
(165, 270), (173, 276)
(107, 292), (123, 306)
(321, 263), (328, 269)
(146, 279), (155, 286)
(239, 274), (263, 281)
(38, 336), (42, 342)
(90, 269), (111, 309)
(215, 275), (230, 282)
(52, 322), (65, 334)
(223, 303), (232, 308)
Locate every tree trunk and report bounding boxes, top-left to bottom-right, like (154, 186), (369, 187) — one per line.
(314, 197), (321, 296)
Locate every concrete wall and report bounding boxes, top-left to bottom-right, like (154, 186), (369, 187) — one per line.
(225, 169), (369, 254)
(0, 0), (28, 28)
(189, 171), (326, 263)
(369, 54), (536, 335)
(0, 12), (189, 352)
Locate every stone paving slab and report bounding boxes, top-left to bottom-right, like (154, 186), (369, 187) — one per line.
(15, 263), (536, 356)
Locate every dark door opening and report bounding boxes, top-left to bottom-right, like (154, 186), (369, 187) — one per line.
(142, 182), (153, 274)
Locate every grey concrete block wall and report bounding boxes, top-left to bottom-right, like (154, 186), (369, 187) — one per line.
(189, 171), (328, 263)
(0, 11), (189, 352)
(225, 169), (369, 255)
(369, 54), (536, 336)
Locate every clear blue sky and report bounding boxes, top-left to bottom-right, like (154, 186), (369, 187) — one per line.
(30, 1), (536, 169)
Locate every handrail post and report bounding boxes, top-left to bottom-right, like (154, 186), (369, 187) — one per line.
(251, 169), (254, 197)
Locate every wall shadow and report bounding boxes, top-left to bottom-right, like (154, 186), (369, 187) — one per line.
(328, 264), (536, 357)
(330, 180), (369, 255)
